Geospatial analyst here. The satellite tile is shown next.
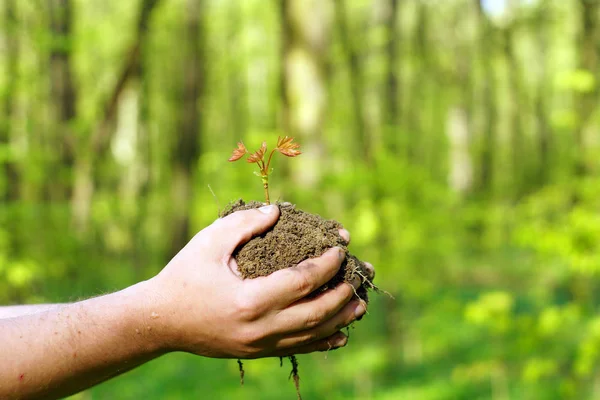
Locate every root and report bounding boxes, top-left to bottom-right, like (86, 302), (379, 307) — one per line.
(288, 355), (302, 400)
(354, 269), (394, 299)
(237, 359), (244, 385)
(349, 280), (361, 299)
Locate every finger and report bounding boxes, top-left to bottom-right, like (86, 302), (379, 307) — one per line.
(338, 229), (350, 244)
(272, 276), (361, 334)
(272, 332), (348, 357)
(247, 247), (345, 307)
(363, 262), (375, 280)
(207, 205), (280, 253)
(274, 299), (366, 348)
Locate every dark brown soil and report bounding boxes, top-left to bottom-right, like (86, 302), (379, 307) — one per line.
(220, 200), (373, 302)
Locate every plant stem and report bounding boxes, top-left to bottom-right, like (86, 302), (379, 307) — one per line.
(263, 181), (270, 204)
(266, 149), (276, 171)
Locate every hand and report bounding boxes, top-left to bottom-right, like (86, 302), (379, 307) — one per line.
(146, 205), (368, 359)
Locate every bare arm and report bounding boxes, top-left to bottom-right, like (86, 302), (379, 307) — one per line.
(0, 205), (370, 400)
(0, 304), (63, 319)
(0, 282), (164, 399)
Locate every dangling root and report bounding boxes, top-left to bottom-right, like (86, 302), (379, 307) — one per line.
(288, 355), (302, 400)
(237, 359), (245, 385)
(354, 269), (394, 299)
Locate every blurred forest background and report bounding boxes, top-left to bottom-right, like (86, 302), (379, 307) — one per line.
(2, 0), (600, 398)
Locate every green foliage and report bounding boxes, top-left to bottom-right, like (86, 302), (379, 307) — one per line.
(3, 0), (600, 399)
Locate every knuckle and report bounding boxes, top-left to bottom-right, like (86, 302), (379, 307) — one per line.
(298, 330), (319, 345)
(240, 210), (255, 223)
(336, 309), (356, 331)
(292, 269), (314, 296)
(228, 210), (253, 231)
(328, 283), (354, 306)
(335, 319), (348, 331)
(304, 310), (326, 329)
(236, 214), (255, 234)
(339, 282), (355, 300)
(238, 326), (263, 347)
(233, 293), (260, 321)
(321, 251), (343, 272)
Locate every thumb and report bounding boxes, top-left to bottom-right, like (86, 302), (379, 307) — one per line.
(209, 205), (280, 254)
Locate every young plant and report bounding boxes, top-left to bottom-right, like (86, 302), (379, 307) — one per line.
(228, 136), (301, 204)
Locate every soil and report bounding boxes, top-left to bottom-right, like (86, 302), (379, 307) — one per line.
(220, 200), (373, 302)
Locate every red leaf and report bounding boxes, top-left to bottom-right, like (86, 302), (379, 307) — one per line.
(276, 137), (301, 157)
(247, 141), (267, 164)
(228, 142), (247, 162)
(278, 147), (302, 157)
(277, 136), (294, 148)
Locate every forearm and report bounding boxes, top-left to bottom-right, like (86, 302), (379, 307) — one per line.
(0, 304), (63, 319)
(0, 280), (167, 400)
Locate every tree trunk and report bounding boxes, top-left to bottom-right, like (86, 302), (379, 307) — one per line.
(475, 0), (497, 196)
(71, 0), (161, 232)
(535, 3), (551, 186)
(169, 0), (203, 256)
(281, 0), (331, 188)
(574, 0), (599, 178)
(227, 3), (247, 141)
(48, 0), (78, 201)
(335, 0), (368, 162)
(502, 23), (525, 198)
(279, 0), (290, 137)
(450, 1), (475, 195)
(1, 0), (20, 202)
(384, 0), (400, 154)
(132, 60), (151, 279)
(405, 1), (428, 163)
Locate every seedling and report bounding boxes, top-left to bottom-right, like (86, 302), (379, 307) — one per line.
(228, 136), (301, 204)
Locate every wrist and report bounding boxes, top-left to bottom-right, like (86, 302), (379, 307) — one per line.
(141, 273), (210, 355)
(113, 279), (171, 356)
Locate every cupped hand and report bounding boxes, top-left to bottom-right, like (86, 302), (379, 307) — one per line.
(147, 205), (370, 359)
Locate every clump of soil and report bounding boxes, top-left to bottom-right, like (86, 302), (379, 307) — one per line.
(221, 200), (376, 400)
(220, 200), (374, 302)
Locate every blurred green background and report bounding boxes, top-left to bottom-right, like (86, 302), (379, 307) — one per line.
(2, 0), (600, 398)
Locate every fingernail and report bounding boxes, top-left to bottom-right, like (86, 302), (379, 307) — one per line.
(337, 247), (345, 260)
(338, 229), (350, 243)
(258, 205), (276, 214)
(350, 276), (361, 290)
(364, 262), (375, 280)
(334, 335), (347, 347)
(354, 302), (366, 319)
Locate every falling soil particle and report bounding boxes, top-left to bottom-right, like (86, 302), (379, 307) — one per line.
(220, 200), (374, 302)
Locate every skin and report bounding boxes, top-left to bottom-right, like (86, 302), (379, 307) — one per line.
(0, 205), (374, 400)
